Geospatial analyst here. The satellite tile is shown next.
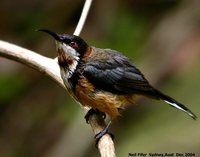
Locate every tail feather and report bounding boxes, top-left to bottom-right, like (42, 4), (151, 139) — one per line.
(154, 89), (197, 120)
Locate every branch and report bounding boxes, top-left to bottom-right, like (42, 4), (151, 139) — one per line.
(73, 0), (93, 36)
(0, 40), (63, 88)
(0, 0), (116, 157)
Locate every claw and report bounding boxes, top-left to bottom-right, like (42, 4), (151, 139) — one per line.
(84, 109), (106, 124)
(85, 108), (96, 124)
(101, 112), (106, 119)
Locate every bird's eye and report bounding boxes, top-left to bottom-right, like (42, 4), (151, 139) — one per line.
(69, 41), (77, 48)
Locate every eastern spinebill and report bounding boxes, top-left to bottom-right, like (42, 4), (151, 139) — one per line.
(39, 29), (197, 141)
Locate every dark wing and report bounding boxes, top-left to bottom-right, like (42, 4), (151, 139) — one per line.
(83, 48), (157, 97)
(82, 48), (197, 119)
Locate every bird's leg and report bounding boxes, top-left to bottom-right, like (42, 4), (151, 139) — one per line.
(84, 108), (106, 124)
(84, 109), (113, 147)
(95, 121), (114, 147)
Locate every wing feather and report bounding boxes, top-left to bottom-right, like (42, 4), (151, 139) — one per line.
(83, 48), (156, 96)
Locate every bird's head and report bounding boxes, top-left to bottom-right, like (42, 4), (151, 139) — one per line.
(38, 29), (89, 67)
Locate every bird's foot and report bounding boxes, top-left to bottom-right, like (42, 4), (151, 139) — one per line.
(84, 108), (106, 124)
(95, 121), (114, 147)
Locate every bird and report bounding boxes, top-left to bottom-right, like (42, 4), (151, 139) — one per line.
(38, 29), (197, 141)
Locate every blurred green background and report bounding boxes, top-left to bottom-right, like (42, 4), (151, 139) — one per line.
(0, 0), (200, 157)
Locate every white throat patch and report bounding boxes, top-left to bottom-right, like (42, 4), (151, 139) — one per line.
(63, 44), (78, 57)
(61, 59), (78, 91)
(56, 42), (79, 58)
(57, 42), (80, 90)
(63, 44), (79, 78)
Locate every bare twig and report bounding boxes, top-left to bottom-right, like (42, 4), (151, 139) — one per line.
(0, 0), (116, 157)
(0, 41), (62, 87)
(73, 0), (93, 36)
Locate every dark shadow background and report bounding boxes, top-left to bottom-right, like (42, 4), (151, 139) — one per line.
(0, 0), (199, 157)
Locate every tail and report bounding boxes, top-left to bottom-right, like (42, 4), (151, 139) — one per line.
(154, 89), (197, 120)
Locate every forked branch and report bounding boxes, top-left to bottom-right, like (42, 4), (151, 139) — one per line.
(0, 0), (116, 157)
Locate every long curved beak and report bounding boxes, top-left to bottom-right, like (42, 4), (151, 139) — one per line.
(37, 29), (61, 41)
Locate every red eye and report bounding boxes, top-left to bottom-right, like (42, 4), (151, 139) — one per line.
(69, 41), (77, 48)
